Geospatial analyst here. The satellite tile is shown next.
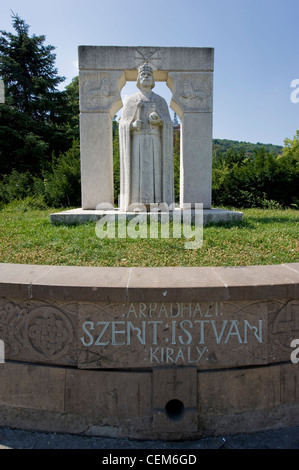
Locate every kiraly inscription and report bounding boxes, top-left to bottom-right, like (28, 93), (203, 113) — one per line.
(78, 301), (268, 369)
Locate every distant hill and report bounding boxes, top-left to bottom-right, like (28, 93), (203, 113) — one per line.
(172, 125), (284, 156)
(212, 138), (283, 157)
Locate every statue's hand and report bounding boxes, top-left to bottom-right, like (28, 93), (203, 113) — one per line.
(149, 112), (162, 126)
(131, 119), (143, 130)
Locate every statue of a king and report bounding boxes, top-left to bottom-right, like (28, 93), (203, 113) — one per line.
(119, 63), (174, 211)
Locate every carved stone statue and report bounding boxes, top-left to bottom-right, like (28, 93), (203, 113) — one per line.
(119, 64), (174, 211)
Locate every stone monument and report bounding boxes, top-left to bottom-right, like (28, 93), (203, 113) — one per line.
(0, 262), (298, 439)
(119, 63), (174, 211)
(50, 46), (243, 224)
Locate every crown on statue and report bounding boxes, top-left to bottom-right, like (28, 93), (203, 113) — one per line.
(138, 63), (154, 74)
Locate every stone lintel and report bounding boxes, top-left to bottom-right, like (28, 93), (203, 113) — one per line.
(78, 46), (214, 74)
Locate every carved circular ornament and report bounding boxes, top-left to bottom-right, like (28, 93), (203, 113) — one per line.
(24, 306), (73, 359)
(269, 300), (299, 354)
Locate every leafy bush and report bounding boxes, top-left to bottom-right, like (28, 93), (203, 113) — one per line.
(0, 140), (81, 209)
(2, 195), (48, 212)
(39, 140), (81, 207)
(212, 141), (299, 208)
(0, 169), (34, 203)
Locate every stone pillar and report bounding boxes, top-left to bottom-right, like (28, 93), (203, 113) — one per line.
(79, 70), (125, 209)
(167, 72), (213, 209)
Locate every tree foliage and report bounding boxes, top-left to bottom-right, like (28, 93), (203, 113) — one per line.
(39, 139), (81, 207)
(212, 136), (299, 208)
(0, 13), (73, 175)
(281, 130), (299, 162)
(0, 12), (65, 119)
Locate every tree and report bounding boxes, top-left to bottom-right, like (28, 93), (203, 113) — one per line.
(281, 130), (299, 162)
(0, 13), (70, 174)
(40, 140), (81, 207)
(0, 12), (65, 120)
(63, 76), (79, 142)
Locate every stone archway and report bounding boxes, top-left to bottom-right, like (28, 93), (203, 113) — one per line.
(78, 46), (214, 210)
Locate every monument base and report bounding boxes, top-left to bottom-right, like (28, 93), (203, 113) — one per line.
(0, 263), (298, 441)
(50, 207), (243, 225)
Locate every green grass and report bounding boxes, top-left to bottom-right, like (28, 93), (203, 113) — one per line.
(0, 204), (298, 267)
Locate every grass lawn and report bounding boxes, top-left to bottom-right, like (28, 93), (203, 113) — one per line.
(0, 205), (298, 267)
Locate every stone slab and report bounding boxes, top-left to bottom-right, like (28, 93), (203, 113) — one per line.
(77, 299), (269, 369)
(65, 369), (152, 425)
(0, 263), (54, 298)
(29, 265), (131, 302)
(152, 367), (198, 435)
(284, 263), (299, 273)
(0, 295), (297, 369)
(152, 367), (197, 409)
(216, 264), (299, 300)
(50, 208), (244, 225)
(198, 364), (281, 416)
(0, 263), (298, 370)
(0, 262), (298, 304)
(0, 297), (78, 366)
(78, 46), (214, 76)
(196, 363), (299, 438)
(126, 266), (228, 303)
(0, 362), (65, 411)
(283, 263), (299, 297)
(0, 361), (298, 440)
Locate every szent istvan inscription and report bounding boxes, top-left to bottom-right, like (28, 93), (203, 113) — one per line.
(79, 301), (267, 369)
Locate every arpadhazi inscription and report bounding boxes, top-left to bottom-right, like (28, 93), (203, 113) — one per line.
(78, 301), (268, 369)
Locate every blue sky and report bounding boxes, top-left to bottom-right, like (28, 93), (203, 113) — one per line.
(0, 0), (298, 146)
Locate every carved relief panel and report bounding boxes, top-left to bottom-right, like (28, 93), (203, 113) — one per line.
(134, 47), (161, 70)
(1, 297), (298, 369)
(79, 70), (125, 115)
(0, 298), (77, 366)
(168, 72), (213, 116)
(268, 299), (299, 362)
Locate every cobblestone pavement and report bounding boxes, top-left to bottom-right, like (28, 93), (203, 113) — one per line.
(0, 425), (298, 449)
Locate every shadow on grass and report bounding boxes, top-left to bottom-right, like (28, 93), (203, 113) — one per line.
(205, 213), (299, 230)
(243, 216), (299, 225)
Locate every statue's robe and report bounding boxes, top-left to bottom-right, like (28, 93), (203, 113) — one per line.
(119, 91), (174, 211)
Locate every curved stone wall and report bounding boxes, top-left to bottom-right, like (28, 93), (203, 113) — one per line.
(0, 262), (298, 440)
